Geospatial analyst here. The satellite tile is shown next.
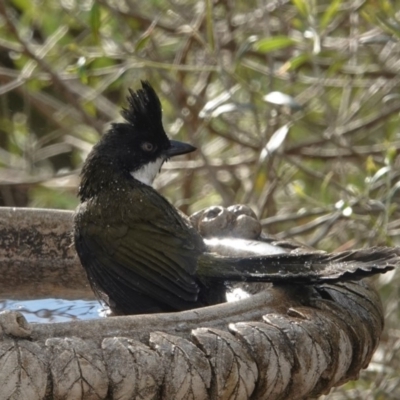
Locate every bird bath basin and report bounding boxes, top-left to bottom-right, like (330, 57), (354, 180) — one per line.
(0, 206), (389, 400)
(0, 207), (104, 324)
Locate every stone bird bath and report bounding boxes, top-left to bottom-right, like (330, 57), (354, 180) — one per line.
(0, 206), (387, 400)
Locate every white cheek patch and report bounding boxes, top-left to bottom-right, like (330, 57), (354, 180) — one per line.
(130, 157), (165, 186)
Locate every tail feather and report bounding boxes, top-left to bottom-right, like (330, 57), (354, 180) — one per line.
(198, 247), (399, 283)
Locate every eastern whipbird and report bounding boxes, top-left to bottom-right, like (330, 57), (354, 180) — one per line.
(74, 81), (398, 315)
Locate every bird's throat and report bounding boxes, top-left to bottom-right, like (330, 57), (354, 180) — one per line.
(130, 156), (165, 186)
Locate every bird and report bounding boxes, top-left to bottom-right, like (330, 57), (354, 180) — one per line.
(74, 81), (399, 315)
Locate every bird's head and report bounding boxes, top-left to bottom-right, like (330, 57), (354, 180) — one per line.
(79, 81), (196, 200)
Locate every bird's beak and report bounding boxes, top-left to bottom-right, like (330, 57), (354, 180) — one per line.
(167, 140), (197, 157)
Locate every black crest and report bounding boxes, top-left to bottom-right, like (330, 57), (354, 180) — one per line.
(121, 81), (163, 131)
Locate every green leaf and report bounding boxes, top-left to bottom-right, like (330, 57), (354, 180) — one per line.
(291, 0), (308, 17)
(90, 2), (101, 42)
(205, 0), (215, 52)
(386, 146), (397, 165)
(253, 36), (296, 53)
(375, 12), (400, 39)
(320, 0), (342, 30)
(76, 57), (89, 84)
(285, 53), (310, 71)
(135, 32), (152, 53)
(10, 0), (33, 14)
(235, 35), (258, 61)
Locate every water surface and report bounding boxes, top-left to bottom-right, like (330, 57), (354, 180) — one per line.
(0, 298), (105, 323)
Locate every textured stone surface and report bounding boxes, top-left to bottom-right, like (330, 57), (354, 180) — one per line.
(0, 206), (389, 399)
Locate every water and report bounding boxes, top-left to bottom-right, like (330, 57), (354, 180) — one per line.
(0, 298), (105, 323)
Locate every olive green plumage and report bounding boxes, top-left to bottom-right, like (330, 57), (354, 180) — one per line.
(74, 81), (398, 315)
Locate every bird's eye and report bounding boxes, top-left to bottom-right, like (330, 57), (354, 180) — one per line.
(141, 142), (155, 152)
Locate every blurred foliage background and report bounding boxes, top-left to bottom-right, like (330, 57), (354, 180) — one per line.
(1, 0), (400, 397)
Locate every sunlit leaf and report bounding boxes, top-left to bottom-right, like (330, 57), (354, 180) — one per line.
(264, 92), (302, 110)
(382, 93), (400, 103)
(210, 103), (239, 117)
(389, 181), (400, 198)
(76, 57), (88, 84)
(365, 155), (377, 175)
(199, 85), (241, 118)
(385, 146), (397, 165)
(359, 34), (393, 45)
(292, 181), (305, 196)
(259, 124), (291, 162)
(342, 206), (352, 217)
(83, 102), (97, 117)
(10, 0), (33, 13)
(370, 166), (391, 183)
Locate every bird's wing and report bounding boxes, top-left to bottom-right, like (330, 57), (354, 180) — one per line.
(198, 247), (399, 283)
(75, 187), (204, 313)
